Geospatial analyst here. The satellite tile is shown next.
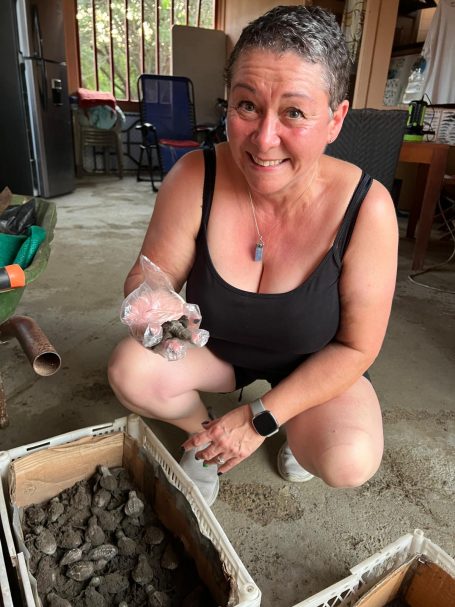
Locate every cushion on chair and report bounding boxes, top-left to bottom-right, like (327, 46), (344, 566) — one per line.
(159, 139), (200, 148)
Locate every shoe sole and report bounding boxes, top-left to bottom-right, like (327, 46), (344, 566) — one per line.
(277, 444), (315, 483)
(205, 475), (220, 507)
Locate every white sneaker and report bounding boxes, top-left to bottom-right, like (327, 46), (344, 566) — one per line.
(179, 447), (219, 506)
(277, 442), (314, 483)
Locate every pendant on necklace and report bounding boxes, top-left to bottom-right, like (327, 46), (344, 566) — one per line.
(254, 241), (264, 262)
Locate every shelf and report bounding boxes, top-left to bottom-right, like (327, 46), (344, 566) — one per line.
(398, 0), (436, 16)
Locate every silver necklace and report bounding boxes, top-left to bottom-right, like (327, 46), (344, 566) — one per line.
(247, 188), (264, 262)
(247, 168), (318, 262)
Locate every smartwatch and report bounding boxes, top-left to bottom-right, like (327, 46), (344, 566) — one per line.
(249, 398), (279, 437)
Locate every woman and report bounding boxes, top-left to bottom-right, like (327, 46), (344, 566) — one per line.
(108, 6), (398, 507)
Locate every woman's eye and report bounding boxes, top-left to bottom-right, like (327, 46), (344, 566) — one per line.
(286, 107), (305, 120)
(237, 100), (256, 113)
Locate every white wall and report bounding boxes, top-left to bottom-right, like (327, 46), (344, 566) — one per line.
(172, 25), (227, 125)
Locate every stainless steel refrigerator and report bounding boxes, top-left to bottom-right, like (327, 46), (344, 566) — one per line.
(0, 0), (75, 198)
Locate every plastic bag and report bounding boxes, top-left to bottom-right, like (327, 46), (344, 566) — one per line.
(120, 255), (209, 361)
(0, 199), (37, 235)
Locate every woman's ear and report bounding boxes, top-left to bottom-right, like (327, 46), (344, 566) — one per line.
(328, 100), (349, 144)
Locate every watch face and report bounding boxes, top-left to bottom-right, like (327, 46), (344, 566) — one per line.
(253, 411), (279, 436)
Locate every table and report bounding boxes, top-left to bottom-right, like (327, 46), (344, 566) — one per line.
(398, 141), (450, 271)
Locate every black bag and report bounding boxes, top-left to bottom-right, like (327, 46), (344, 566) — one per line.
(0, 199), (37, 235)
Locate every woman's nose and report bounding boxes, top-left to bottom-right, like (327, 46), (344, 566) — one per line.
(251, 112), (281, 149)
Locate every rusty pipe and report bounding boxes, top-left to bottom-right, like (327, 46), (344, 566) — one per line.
(0, 315), (61, 376)
(0, 374), (8, 428)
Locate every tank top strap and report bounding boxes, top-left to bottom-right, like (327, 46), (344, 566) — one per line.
(202, 147), (217, 227)
(333, 172), (373, 263)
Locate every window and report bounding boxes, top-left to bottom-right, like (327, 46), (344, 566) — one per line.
(76, 0), (216, 102)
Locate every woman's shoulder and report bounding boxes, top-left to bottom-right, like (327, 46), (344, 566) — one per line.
(321, 154), (391, 206)
(321, 153), (362, 183)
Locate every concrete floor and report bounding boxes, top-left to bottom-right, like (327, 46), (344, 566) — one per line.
(1, 175), (454, 606)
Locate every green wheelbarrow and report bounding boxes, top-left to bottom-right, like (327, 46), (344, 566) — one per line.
(0, 196), (61, 428)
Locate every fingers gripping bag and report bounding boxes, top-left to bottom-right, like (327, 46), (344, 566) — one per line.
(120, 255), (209, 361)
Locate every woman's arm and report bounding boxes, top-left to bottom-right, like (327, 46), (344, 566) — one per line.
(262, 178), (399, 423)
(124, 149), (206, 296)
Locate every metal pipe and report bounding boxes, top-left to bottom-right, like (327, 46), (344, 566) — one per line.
(0, 315), (61, 377)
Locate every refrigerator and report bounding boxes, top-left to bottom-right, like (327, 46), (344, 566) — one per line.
(0, 0), (75, 198)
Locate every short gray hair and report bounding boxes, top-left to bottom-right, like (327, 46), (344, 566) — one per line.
(225, 5), (351, 111)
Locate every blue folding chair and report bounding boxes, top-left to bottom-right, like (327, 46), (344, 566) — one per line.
(137, 74), (208, 191)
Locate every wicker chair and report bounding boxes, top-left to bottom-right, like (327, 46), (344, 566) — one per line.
(325, 108), (408, 192)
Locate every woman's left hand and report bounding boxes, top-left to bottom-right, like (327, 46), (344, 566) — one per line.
(181, 404), (265, 474)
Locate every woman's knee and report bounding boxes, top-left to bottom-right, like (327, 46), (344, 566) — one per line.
(108, 339), (138, 393)
(315, 431), (383, 488)
(108, 338), (167, 412)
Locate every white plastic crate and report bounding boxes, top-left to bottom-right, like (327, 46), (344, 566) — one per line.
(293, 528), (455, 607)
(0, 414), (261, 607)
(0, 519), (14, 607)
(0, 418), (128, 572)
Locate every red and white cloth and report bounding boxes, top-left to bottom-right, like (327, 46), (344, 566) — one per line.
(77, 87), (117, 110)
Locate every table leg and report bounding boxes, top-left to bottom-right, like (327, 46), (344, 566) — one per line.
(411, 150), (448, 271)
(406, 165), (427, 239)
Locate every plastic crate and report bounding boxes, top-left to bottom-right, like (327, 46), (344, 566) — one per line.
(0, 414), (261, 607)
(293, 528), (455, 607)
(0, 518), (14, 607)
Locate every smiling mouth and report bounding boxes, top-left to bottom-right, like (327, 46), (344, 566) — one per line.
(249, 154), (286, 167)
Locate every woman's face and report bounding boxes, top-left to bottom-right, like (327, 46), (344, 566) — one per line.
(226, 49), (347, 198)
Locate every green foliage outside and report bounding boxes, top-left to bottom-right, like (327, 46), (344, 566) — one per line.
(76, 0), (214, 101)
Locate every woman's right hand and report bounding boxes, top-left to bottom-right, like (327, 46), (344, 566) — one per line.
(121, 282), (188, 343)
(122, 284), (186, 330)
(182, 405), (266, 474)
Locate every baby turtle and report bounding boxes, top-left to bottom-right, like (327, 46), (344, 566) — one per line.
(116, 529), (137, 556)
(132, 554), (154, 585)
(144, 526), (165, 546)
(83, 586), (106, 607)
(25, 505), (46, 528)
(161, 543), (179, 570)
(160, 316), (192, 341)
(66, 560), (95, 582)
(58, 527), (83, 550)
(85, 515), (106, 547)
(46, 592), (72, 607)
(98, 465), (118, 492)
(47, 497), (65, 524)
(124, 490), (144, 517)
(34, 526), (57, 556)
(102, 572), (129, 594)
(92, 488), (111, 509)
(60, 547), (83, 567)
(88, 544), (118, 562)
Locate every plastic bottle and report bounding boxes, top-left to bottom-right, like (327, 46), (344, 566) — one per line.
(402, 67), (425, 104)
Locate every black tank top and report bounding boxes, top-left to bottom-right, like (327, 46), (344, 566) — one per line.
(186, 147), (372, 375)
